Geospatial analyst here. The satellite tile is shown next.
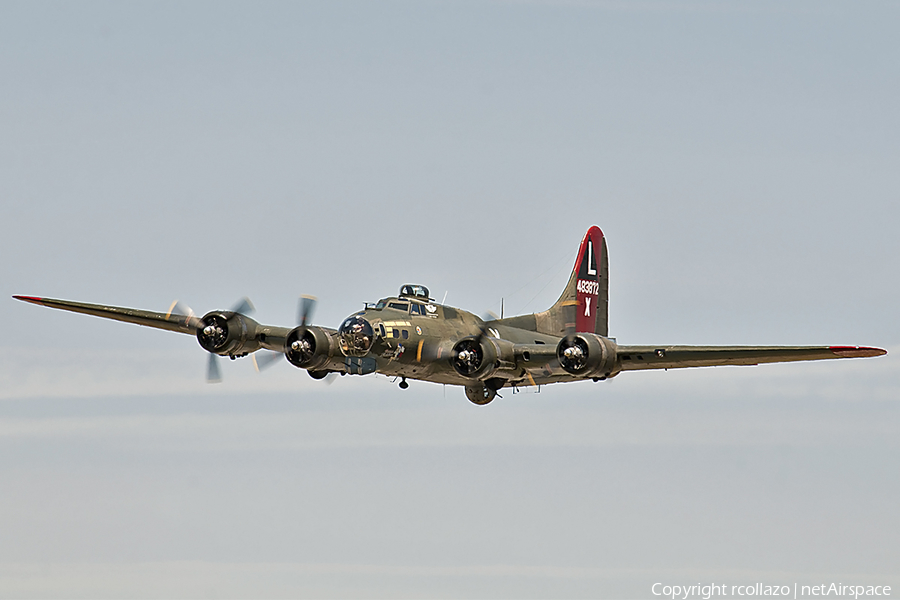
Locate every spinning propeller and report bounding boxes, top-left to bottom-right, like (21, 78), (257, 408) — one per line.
(298, 294), (316, 326)
(169, 297), (255, 383)
(253, 295), (327, 377)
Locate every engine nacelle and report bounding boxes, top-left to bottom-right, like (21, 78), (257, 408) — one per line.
(197, 311), (263, 357)
(451, 336), (497, 379)
(285, 325), (335, 370)
(450, 337), (518, 381)
(556, 333), (617, 378)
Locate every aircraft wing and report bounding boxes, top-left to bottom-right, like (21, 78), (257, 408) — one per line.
(615, 345), (886, 371)
(13, 295), (302, 356)
(14, 295), (202, 334)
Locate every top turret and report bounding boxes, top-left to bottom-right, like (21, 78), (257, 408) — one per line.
(399, 284), (431, 300)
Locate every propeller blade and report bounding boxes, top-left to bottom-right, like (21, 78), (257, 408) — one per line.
(167, 300), (193, 318)
(167, 300), (203, 329)
(207, 353), (222, 383)
(252, 350), (283, 372)
(473, 316), (493, 347)
(230, 297), (255, 316)
(298, 295), (317, 326)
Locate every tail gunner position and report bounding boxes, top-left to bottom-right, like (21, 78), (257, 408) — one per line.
(14, 226), (886, 405)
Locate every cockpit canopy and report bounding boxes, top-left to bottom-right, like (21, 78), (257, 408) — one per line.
(399, 284), (430, 300)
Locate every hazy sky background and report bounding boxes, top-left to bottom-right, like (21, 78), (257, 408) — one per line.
(1, 1), (898, 598)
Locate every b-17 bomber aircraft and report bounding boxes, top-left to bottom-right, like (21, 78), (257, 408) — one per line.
(14, 226), (886, 405)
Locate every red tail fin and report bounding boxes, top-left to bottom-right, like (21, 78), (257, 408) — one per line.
(573, 226), (606, 334)
(494, 226), (609, 337)
(528, 226), (609, 337)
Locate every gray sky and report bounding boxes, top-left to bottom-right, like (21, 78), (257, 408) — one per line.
(1, 1), (898, 598)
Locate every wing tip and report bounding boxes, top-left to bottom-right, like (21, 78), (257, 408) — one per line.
(830, 346), (887, 358)
(13, 295), (45, 305)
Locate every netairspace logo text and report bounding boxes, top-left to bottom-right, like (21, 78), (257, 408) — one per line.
(652, 583), (892, 600)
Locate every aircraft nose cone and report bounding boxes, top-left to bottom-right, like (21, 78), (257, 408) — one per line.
(339, 315), (375, 357)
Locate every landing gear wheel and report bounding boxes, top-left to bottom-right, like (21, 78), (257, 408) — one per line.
(465, 385), (496, 406)
(399, 377), (409, 390)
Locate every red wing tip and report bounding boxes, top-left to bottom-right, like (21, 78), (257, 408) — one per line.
(830, 346), (887, 358)
(13, 295), (45, 304)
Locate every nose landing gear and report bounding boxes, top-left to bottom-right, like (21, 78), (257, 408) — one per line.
(398, 377), (409, 390)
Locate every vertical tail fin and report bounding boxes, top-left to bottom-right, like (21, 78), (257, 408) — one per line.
(534, 226), (608, 337)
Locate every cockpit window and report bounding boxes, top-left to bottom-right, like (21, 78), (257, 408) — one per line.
(374, 299), (388, 310)
(410, 304), (422, 315)
(387, 302), (409, 312)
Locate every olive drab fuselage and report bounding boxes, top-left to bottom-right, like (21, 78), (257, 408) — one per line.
(325, 287), (578, 388)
